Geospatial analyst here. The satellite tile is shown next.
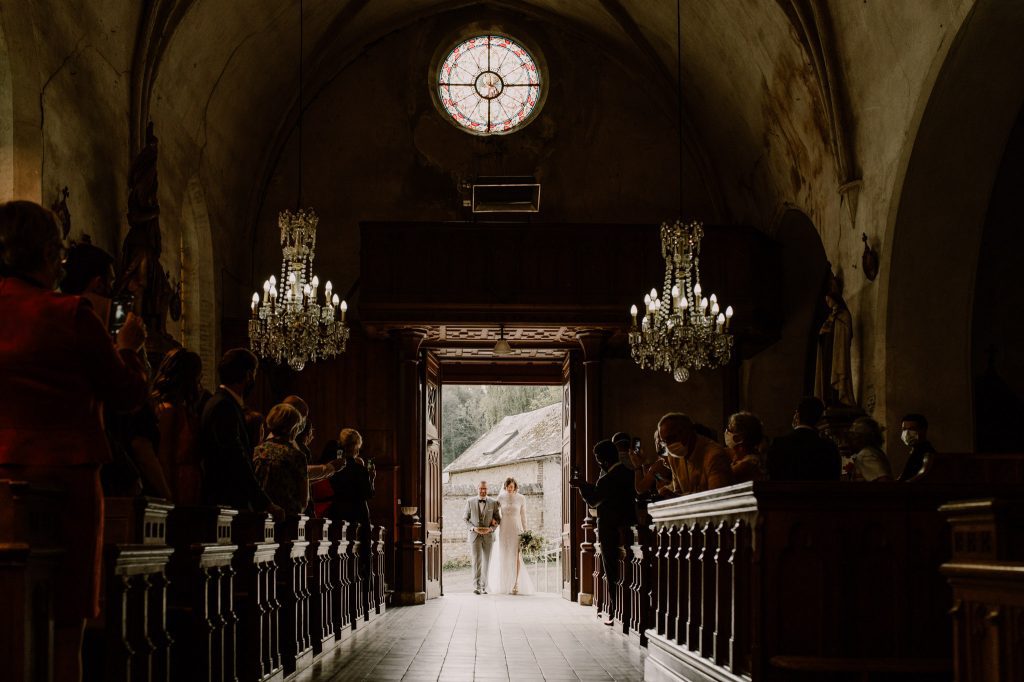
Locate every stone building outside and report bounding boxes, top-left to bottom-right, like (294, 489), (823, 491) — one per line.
(442, 402), (562, 565)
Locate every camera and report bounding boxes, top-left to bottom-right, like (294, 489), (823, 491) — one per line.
(108, 295), (133, 335)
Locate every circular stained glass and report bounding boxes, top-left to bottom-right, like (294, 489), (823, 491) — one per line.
(437, 35), (542, 135)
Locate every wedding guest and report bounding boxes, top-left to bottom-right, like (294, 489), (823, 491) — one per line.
(152, 348), (204, 504)
(253, 404), (343, 515)
(766, 396), (841, 481)
(327, 428), (376, 578)
(659, 412), (733, 495)
(199, 348), (283, 518)
(612, 431), (633, 469)
(275, 395), (340, 514)
(106, 395), (173, 500)
(849, 417), (893, 482)
(0, 200), (149, 681)
(570, 439), (636, 625)
(897, 413), (936, 481)
(725, 411), (766, 483)
(627, 430), (674, 499)
(60, 240), (115, 314)
(311, 439), (341, 517)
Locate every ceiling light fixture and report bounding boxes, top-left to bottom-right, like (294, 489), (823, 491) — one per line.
(493, 324), (513, 355)
(248, 0), (349, 371)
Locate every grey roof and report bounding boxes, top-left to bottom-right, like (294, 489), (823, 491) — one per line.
(444, 402), (561, 473)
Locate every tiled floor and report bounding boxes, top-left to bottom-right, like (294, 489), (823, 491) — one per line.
(298, 593), (646, 681)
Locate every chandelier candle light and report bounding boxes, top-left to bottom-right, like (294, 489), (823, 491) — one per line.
(249, 208), (349, 372)
(628, 219), (733, 383)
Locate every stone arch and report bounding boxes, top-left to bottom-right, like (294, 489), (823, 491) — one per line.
(743, 208), (829, 434)
(180, 174), (219, 390)
(885, 1), (1024, 453)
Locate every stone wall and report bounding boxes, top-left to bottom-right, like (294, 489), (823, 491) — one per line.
(443, 457), (561, 564)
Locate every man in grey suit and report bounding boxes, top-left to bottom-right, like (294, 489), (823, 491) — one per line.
(464, 480), (501, 594)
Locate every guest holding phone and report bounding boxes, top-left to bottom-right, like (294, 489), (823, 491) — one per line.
(326, 428), (376, 580)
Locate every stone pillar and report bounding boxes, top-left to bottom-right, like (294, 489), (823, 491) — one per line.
(393, 328), (427, 605)
(575, 330), (607, 607)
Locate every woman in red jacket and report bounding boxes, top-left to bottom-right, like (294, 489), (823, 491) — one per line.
(0, 201), (149, 681)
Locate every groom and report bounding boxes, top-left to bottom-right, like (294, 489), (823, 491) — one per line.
(464, 480), (501, 594)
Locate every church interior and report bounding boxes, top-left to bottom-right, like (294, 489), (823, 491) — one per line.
(3, 0), (1024, 680)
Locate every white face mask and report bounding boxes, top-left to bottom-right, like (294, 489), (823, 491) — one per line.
(725, 432), (740, 449)
(901, 429), (919, 446)
(665, 441), (688, 459)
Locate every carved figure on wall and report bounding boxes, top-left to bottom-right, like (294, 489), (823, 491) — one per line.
(51, 186), (71, 240)
(114, 122), (181, 347)
(815, 268), (856, 408)
(862, 234), (879, 281)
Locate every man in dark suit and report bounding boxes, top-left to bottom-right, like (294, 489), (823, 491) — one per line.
(570, 439), (636, 625)
(766, 396), (841, 481)
(199, 348), (283, 518)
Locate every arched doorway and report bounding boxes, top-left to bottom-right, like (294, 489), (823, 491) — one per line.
(885, 1), (1024, 454)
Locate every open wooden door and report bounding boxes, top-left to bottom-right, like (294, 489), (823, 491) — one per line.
(561, 352), (578, 600)
(423, 350), (443, 599)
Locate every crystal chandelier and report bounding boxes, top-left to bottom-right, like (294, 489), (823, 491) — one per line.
(247, 0), (348, 372)
(628, 219), (734, 382)
(249, 209), (348, 372)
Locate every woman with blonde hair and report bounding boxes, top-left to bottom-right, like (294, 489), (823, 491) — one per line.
(253, 403), (341, 514)
(328, 428), (376, 578)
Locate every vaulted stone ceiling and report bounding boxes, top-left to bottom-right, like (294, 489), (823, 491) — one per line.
(145, 0), (831, 237)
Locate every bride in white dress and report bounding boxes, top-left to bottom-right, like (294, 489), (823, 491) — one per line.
(488, 478), (535, 595)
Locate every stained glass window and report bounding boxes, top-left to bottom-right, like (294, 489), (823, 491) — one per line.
(437, 35), (542, 135)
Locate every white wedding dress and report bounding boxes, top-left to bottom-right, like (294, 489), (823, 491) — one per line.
(487, 491), (536, 595)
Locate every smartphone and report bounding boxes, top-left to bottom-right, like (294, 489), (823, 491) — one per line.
(108, 295), (133, 335)
(632, 438), (641, 454)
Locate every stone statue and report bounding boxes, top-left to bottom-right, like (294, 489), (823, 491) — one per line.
(815, 269), (856, 407)
(114, 122), (181, 346)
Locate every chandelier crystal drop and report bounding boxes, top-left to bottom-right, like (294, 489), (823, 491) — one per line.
(628, 219), (734, 382)
(249, 208), (349, 372)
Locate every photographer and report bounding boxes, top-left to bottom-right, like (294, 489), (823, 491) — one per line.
(0, 200), (149, 681)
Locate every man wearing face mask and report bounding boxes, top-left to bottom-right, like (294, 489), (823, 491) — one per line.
(658, 412), (733, 495)
(199, 348), (284, 519)
(897, 413), (935, 482)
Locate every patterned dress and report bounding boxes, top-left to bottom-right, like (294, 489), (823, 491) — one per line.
(253, 438), (309, 514)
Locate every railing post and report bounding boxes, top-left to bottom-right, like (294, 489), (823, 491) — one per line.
(698, 520), (717, 655)
(713, 519), (732, 665)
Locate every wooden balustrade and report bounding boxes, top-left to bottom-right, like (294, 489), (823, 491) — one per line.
(0, 479), (63, 682)
(232, 511), (282, 682)
(628, 523), (655, 647)
(97, 497), (176, 682)
(346, 522), (366, 626)
(644, 482), (961, 682)
(942, 497), (1024, 682)
(165, 506), (238, 682)
(328, 520), (353, 640)
(305, 517), (335, 658)
(274, 515), (312, 676)
(370, 525), (388, 620)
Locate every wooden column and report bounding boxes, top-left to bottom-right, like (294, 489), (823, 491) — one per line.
(329, 521), (353, 641)
(575, 330), (606, 607)
(231, 511), (282, 682)
(166, 506), (238, 682)
(274, 515), (312, 677)
(305, 518), (335, 659)
(393, 328), (427, 605)
(101, 497), (175, 682)
(346, 522), (365, 626)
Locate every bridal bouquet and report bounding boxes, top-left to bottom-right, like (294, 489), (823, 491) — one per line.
(518, 529), (544, 558)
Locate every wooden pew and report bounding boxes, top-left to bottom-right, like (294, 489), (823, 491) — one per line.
(304, 517), (335, 659)
(0, 479), (63, 682)
(232, 511), (282, 682)
(274, 515), (312, 676)
(99, 497), (175, 682)
(166, 506), (238, 682)
(942, 497), (1024, 682)
(644, 482), (959, 682)
(328, 520), (353, 641)
(346, 522), (365, 626)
